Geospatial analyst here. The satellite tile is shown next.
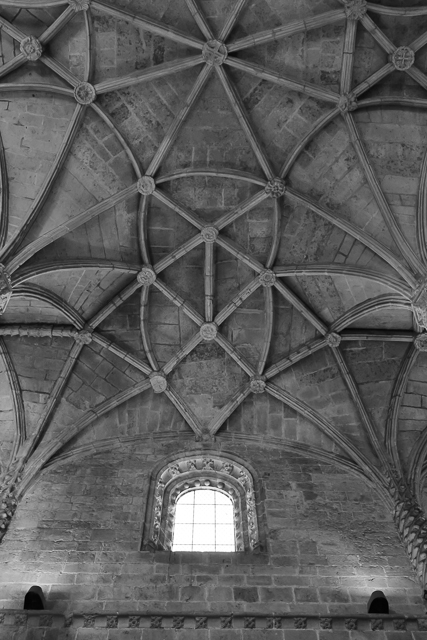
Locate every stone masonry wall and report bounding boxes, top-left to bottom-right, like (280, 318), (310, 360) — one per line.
(0, 437), (423, 623)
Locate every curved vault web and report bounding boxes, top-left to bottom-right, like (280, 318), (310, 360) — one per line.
(0, 0), (427, 587)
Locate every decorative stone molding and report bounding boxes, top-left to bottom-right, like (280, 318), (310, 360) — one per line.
(259, 269), (276, 287)
(106, 616), (118, 629)
(338, 93), (357, 113)
(20, 36), (42, 61)
(326, 332), (341, 347)
(0, 325), (77, 338)
(64, 615), (73, 628)
(221, 614), (233, 629)
(412, 283), (427, 329)
(137, 266), (156, 286)
(173, 616), (184, 629)
(74, 329), (93, 345)
(343, 0), (367, 19)
(150, 616), (163, 629)
(202, 40), (227, 66)
(371, 619), (384, 631)
(128, 616), (140, 628)
(0, 465), (22, 543)
(144, 453), (261, 552)
(200, 322), (217, 341)
(390, 46), (415, 71)
(320, 618), (332, 630)
(393, 492), (427, 588)
(265, 177), (286, 198)
(137, 175), (156, 196)
(74, 82), (96, 104)
(83, 615), (96, 628)
(267, 617), (281, 629)
(393, 619), (406, 630)
(40, 615), (52, 627)
(201, 226), (218, 243)
(69, 0), (90, 10)
(0, 265), (12, 316)
(14, 614), (27, 626)
(415, 333), (427, 351)
(345, 618), (357, 630)
(385, 464), (427, 589)
(149, 373), (168, 394)
(0, 611), (425, 630)
(294, 618), (307, 630)
(250, 376), (266, 394)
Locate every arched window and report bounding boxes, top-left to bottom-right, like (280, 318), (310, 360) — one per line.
(142, 453), (263, 552)
(172, 488), (235, 552)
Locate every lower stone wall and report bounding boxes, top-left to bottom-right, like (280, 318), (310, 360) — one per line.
(0, 439), (424, 618)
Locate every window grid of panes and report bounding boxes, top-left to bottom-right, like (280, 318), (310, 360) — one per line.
(172, 488), (235, 552)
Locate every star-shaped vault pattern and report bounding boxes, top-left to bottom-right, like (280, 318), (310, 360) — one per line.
(1, 0), (427, 589)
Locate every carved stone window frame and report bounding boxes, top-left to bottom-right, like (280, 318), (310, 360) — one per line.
(142, 451), (264, 552)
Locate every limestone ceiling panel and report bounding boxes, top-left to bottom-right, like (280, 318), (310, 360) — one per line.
(2, 1), (427, 579)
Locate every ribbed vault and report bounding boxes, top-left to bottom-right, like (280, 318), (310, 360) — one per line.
(1, 0), (427, 592)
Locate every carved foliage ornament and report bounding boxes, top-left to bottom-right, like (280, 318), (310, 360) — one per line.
(0, 265), (12, 315)
(394, 493), (427, 587)
(202, 40), (227, 66)
(0, 465), (21, 540)
(74, 329), (93, 345)
(74, 82), (96, 104)
(415, 333), (427, 351)
(338, 93), (357, 113)
(412, 284), (427, 329)
(69, 0), (90, 10)
(265, 177), (286, 198)
(259, 269), (276, 287)
(343, 0), (367, 20)
(250, 376), (266, 394)
(326, 332), (341, 347)
(20, 36), (42, 61)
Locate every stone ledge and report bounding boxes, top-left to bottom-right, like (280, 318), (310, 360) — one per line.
(0, 611), (425, 631)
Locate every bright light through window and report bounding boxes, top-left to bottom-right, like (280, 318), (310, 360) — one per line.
(172, 488), (235, 552)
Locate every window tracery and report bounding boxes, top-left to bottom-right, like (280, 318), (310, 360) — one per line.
(143, 453), (262, 552)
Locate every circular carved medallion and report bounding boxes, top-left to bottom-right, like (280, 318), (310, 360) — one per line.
(201, 227), (218, 243)
(250, 377), (266, 394)
(265, 177), (286, 198)
(391, 47), (415, 71)
(202, 40), (228, 66)
(150, 374), (168, 393)
(74, 82), (96, 104)
(137, 176), (156, 196)
(259, 269), (276, 287)
(200, 322), (218, 341)
(137, 267), (156, 286)
(326, 332), (341, 347)
(20, 36), (42, 61)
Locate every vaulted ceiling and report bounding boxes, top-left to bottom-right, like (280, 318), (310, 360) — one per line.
(1, 0), (427, 518)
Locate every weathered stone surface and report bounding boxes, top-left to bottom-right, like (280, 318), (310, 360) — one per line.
(0, 0), (426, 627)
